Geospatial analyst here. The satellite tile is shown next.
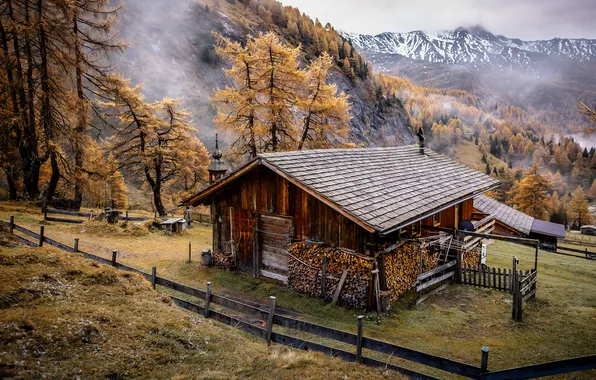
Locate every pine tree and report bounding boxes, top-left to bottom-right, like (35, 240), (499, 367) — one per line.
(297, 53), (349, 150)
(567, 186), (591, 228)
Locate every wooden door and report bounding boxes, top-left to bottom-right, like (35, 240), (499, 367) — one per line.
(229, 207), (257, 274)
(259, 213), (293, 283)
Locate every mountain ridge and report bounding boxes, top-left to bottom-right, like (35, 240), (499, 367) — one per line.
(343, 28), (596, 70)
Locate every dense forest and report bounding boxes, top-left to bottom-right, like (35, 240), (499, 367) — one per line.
(377, 75), (595, 226)
(0, 0), (594, 225)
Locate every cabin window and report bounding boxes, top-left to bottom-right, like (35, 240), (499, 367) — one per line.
(433, 213), (441, 226)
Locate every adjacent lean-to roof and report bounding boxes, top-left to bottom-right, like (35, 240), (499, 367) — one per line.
(530, 219), (566, 238)
(474, 194), (534, 235)
(183, 146), (500, 234)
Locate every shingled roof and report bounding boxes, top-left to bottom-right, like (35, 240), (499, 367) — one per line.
(183, 145), (500, 235)
(474, 194), (534, 235)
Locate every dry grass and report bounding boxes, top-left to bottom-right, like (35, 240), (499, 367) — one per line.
(0, 241), (402, 379)
(1, 202), (596, 378)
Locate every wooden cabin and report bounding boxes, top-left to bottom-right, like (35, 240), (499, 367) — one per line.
(183, 145), (500, 284)
(474, 194), (566, 249)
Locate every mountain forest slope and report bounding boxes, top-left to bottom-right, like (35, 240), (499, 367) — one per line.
(114, 0), (416, 149)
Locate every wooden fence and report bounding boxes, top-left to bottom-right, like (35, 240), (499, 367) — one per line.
(512, 268), (537, 322)
(4, 217), (596, 380)
(461, 265), (514, 293)
(44, 207), (150, 223)
(555, 245), (596, 260)
(416, 260), (457, 304)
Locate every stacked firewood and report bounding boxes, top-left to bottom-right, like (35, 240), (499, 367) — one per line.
(287, 243), (372, 309)
(288, 243), (373, 278)
(462, 248), (481, 267)
(383, 241), (440, 300)
(212, 250), (234, 269)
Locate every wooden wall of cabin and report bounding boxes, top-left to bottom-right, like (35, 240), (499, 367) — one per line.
(210, 167), (375, 265)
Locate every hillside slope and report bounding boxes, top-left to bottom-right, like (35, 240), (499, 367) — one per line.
(0, 238), (399, 378)
(113, 0), (415, 149)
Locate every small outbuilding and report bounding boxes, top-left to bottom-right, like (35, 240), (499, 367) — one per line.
(474, 194), (566, 249)
(581, 225), (596, 236)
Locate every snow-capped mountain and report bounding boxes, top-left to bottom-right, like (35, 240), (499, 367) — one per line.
(343, 26), (596, 71)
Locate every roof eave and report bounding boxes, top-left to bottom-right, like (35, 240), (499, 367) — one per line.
(179, 159), (261, 206)
(378, 182), (501, 237)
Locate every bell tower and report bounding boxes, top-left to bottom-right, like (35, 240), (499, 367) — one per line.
(208, 134), (229, 184)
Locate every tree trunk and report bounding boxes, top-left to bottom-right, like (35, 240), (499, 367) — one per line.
(44, 151), (60, 204)
(72, 13), (84, 209)
(4, 168), (18, 200)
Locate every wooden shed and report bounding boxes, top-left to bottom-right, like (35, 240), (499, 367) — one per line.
(182, 145), (500, 285)
(474, 194), (566, 249)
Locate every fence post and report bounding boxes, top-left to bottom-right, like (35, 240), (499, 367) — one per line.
(112, 250), (118, 266)
(266, 296), (276, 346)
(512, 257), (517, 320)
(534, 244), (539, 271)
(188, 241), (192, 263)
(356, 315), (364, 362)
(204, 282), (212, 318)
(125, 211), (129, 221)
(455, 248), (462, 283)
(9, 216), (14, 234)
(73, 238), (79, 252)
(151, 266), (156, 289)
(480, 346), (489, 373)
(38, 226), (44, 247)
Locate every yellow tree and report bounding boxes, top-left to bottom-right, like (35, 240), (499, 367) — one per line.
(567, 186), (591, 228)
(212, 34), (262, 158)
(252, 32), (304, 152)
(590, 179), (596, 201)
(297, 53), (349, 150)
(579, 102), (596, 133)
(108, 170), (128, 210)
(511, 164), (551, 219)
(105, 76), (207, 216)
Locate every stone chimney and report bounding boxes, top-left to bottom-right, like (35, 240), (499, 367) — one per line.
(208, 134), (229, 184)
(417, 128), (426, 155)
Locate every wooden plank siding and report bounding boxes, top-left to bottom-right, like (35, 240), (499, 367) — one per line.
(210, 167), (375, 260)
(209, 166), (479, 278)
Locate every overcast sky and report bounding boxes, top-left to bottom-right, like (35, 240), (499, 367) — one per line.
(279, 0), (596, 40)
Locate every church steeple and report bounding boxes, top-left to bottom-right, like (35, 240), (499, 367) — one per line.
(208, 134), (228, 184)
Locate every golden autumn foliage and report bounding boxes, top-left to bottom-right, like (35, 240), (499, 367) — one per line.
(568, 186), (592, 227)
(511, 164), (551, 219)
(213, 33), (350, 157)
(103, 76), (208, 216)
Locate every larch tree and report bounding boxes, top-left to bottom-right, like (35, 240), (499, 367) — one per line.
(511, 164), (551, 219)
(590, 179), (596, 201)
(212, 34), (262, 158)
(252, 32), (304, 152)
(105, 76), (207, 216)
(297, 53), (349, 150)
(567, 186), (591, 228)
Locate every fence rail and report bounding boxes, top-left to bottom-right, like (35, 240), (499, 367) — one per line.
(4, 218), (596, 380)
(556, 245), (596, 259)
